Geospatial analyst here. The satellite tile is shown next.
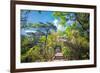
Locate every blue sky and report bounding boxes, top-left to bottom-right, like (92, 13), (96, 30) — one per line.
(26, 10), (54, 24)
(21, 10), (75, 32)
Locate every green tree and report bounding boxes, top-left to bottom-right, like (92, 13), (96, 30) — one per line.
(53, 11), (89, 60)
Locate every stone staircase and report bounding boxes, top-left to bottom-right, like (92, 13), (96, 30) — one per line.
(54, 52), (64, 60)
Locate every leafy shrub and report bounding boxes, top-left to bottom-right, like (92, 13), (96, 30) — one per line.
(62, 47), (72, 59)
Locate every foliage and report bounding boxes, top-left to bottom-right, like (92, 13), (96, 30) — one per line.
(21, 45), (45, 62)
(21, 11), (90, 62)
(53, 11), (89, 60)
(62, 47), (72, 59)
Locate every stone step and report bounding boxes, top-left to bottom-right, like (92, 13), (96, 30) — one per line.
(54, 52), (64, 60)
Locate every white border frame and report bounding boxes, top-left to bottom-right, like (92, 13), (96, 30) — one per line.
(15, 4), (94, 69)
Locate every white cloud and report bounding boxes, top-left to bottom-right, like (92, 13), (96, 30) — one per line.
(53, 19), (65, 31)
(53, 19), (58, 27)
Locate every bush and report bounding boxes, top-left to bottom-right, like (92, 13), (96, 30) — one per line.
(62, 46), (72, 60)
